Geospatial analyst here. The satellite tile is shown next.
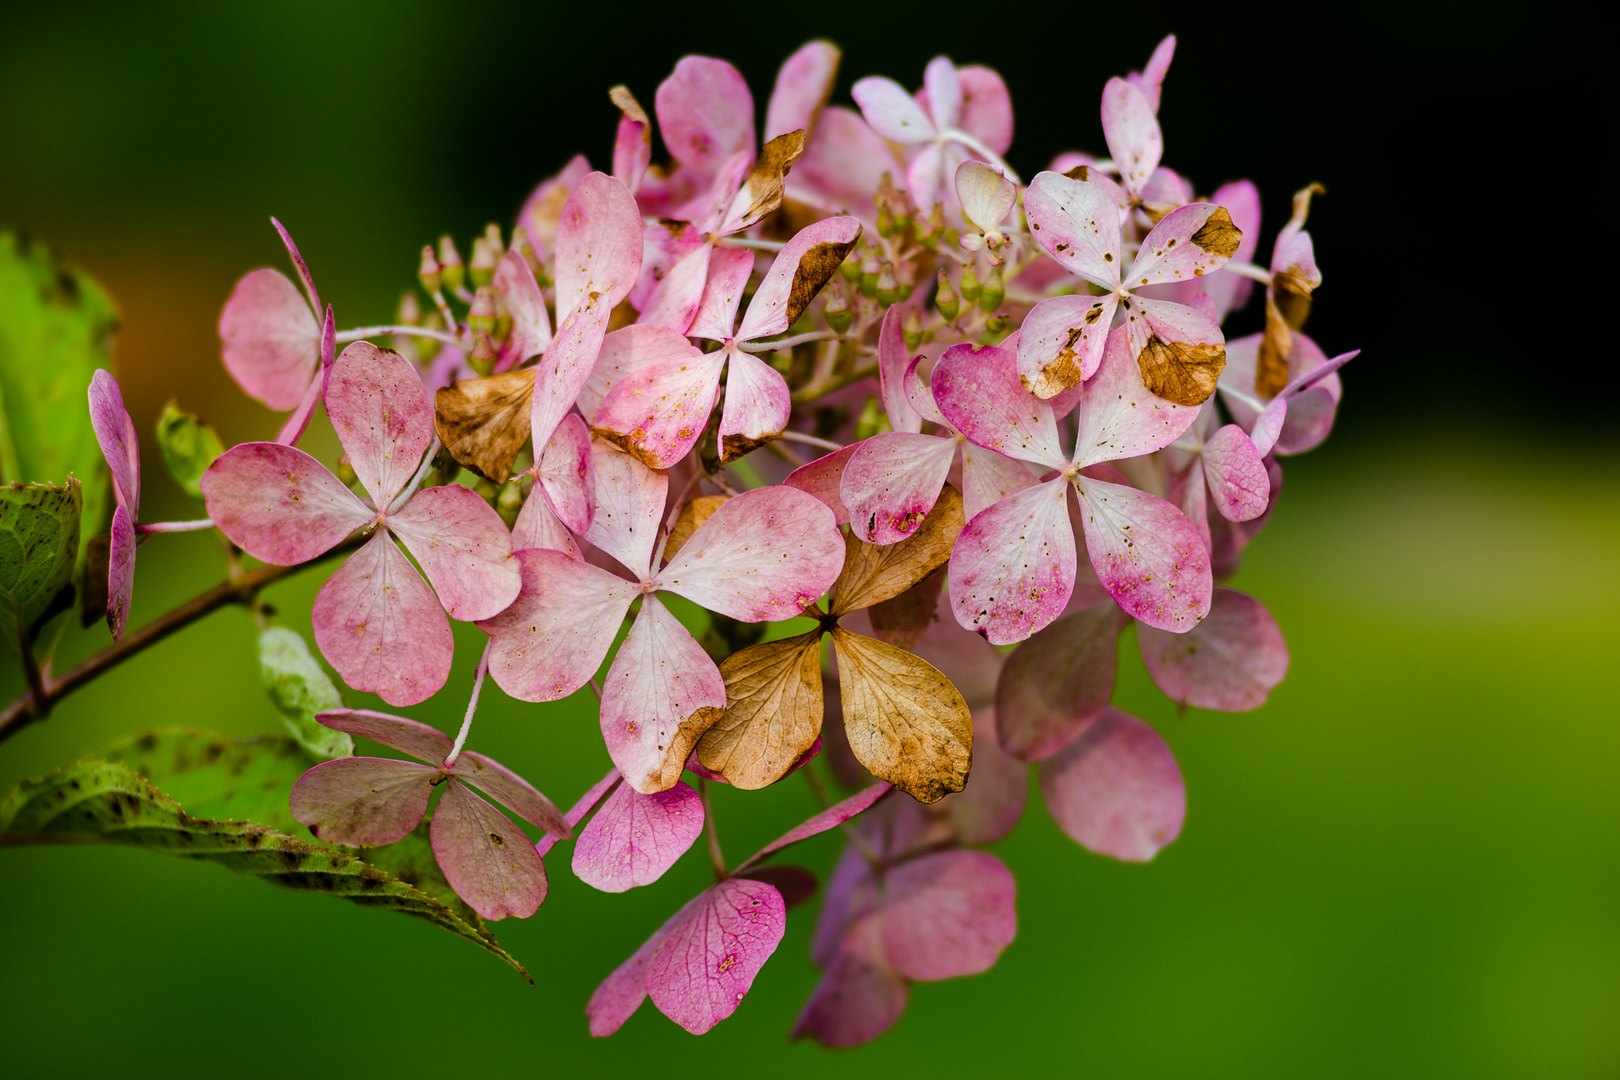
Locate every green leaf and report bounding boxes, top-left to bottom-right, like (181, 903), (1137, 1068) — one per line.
(258, 627), (354, 760)
(0, 479), (82, 649)
(0, 232), (117, 553)
(103, 729), (310, 831)
(154, 400), (224, 502)
(0, 756), (530, 980)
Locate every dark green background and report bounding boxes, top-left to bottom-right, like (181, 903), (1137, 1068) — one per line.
(2, 4), (1614, 1077)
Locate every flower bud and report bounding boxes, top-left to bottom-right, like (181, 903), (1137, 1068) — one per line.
(511, 226), (541, 274)
(823, 281), (852, 334)
(437, 235), (465, 293)
(396, 290), (422, 326)
(467, 286), (498, 337)
(859, 248), (883, 299)
(483, 222), (506, 261)
(902, 308), (924, 351)
(959, 263), (982, 303)
(335, 453), (358, 488)
(894, 260), (916, 302)
(876, 206), (899, 238)
(875, 264), (900, 307)
(473, 475), (500, 505)
(985, 311), (1009, 334)
(935, 270), (960, 321)
(855, 394), (890, 440)
(417, 311), (445, 363)
(467, 330), (497, 377)
(979, 264), (1005, 313)
(417, 245), (442, 294)
(469, 236), (498, 288)
(496, 478), (525, 528)
(839, 248), (862, 284)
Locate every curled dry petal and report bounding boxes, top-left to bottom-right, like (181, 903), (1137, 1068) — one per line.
(697, 631), (824, 790)
(1038, 707), (1185, 862)
(387, 484), (519, 622)
(218, 267), (321, 411)
(609, 85), (651, 195)
(1137, 587), (1289, 711)
(312, 708), (453, 763)
(432, 369), (535, 484)
(431, 778), (549, 921)
(572, 778), (704, 892)
(1075, 475), (1210, 634)
(831, 485), (964, 615)
(881, 848), (1017, 981)
(719, 129), (806, 235)
(932, 344), (1066, 471)
(289, 756), (435, 847)
(840, 432), (956, 546)
(200, 442), (370, 565)
(948, 478), (1074, 645)
(644, 878), (787, 1035)
(325, 342), (433, 507)
(994, 601), (1124, 761)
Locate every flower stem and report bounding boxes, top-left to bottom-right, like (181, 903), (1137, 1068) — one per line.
(716, 236), (784, 252)
(443, 641), (490, 768)
(776, 430), (843, 453)
(739, 329), (842, 353)
(135, 518), (215, 535)
(698, 777), (727, 881)
(336, 325), (463, 345)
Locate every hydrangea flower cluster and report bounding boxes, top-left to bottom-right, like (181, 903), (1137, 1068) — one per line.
(89, 35), (1355, 1044)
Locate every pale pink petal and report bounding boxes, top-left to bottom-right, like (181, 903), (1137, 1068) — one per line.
(793, 916), (909, 1047)
(200, 443), (371, 565)
(956, 65), (1013, 154)
(555, 172), (644, 321)
(516, 154), (592, 263)
(1219, 332), (1347, 456)
(920, 56), (961, 131)
(994, 601), (1123, 761)
(783, 443), (859, 525)
(737, 217), (864, 343)
(737, 782), (890, 871)
(431, 778), (548, 920)
(904, 142), (948, 213)
(631, 219), (704, 314)
(510, 489), (579, 558)
(688, 245), (754, 342)
(325, 342), (432, 507)
(107, 504), (136, 641)
(478, 547), (636, 702)
(932, 343), (1066, 471)
(851, 75), (936, 143)
(655, 56), (756, 177)
(840, 432), (956, 545)
(217, 267), (321, 411)
(312, 533), (453, 706)
(447, 751), (568, 838)
(610, 87), (651, 196)
(1016, 293), (1119, 398)
(1140, 165), (1192, 210)
(311, 707), (452, 763)
(635, 243), (712, 336)
(877, 303), (923, 434)
(1100, 77), (1162, 199)
(1128, 202), (1241, 288)
(948, 478), (1074, 645)
(1126, 34), (1176, 112)
(717, 350), (792, 461)
(585, 440), (667, 578)
(275, 305), (335, 446)
(1075, 475), (1211, 634)
(1039, 707), (1184, 861)
(902, 354), (946, 426)
(944, 707), (1027, 844)
(657, 485), (844, 621)
(494, 248), (551, 369)
(1138, 587), (1289, 711)
(270, 217), (321, 315)
(571, 778), (704, 892)
(1201, 424), (1270, 522)
(1249, 398), (1288, 459)
(955, 160), (1015, 232)
(1072, 326), (1200, 468)
(789, 106), (897, 217)
(387, 485), (519, 622)
(1025, 171), (1123, 289)
(89, 369), (140, 512)
(959, 443), (1038, 528)
(882, 849), (1016, 981)
(702, 151), (756, 235)
(646, 877), (787, 1034)
(529, 295), (611, 450)
(766, 40), (839, 140)
(1270, 225), (1321, 290)
(588, 899), (687, 1036)
(580, 323), (702, 423)
(1174, 179), (1261, 320)
(537, 413), (594, 535)
(289, 756), (436, 846)
(592, 350), (725, 470)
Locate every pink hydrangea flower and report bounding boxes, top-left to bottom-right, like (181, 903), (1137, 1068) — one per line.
(86, 370), (142, 641)
(201, 342), (521, 705)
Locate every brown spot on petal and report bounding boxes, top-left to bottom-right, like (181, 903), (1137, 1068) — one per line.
(1138, 336), (1226, 407)
(727, 129), (807, 234)
(1063, 164), (1092, 181)
(784, 232), (863, 329)
(590, 425), (668, 470)
(1255, 293), (1292, 398)
(720, 430), (778, 464)
(1190, 206), (1241, 258)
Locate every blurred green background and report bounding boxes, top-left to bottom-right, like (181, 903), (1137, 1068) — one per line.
(2, 3), (1614, 1077)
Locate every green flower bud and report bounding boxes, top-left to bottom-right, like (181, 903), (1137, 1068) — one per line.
(496, 478), (524, 529)
(875, 264), (900, 306)
(437, 235), (465, 293)
(483, 222), (506, 261)
(840, 248), (862, 283)
(467, 286), (497, 337)
(155, 401), (224, 502)
(469, 236), (498, 288)
(824, 281), (852, 334)
(979, 264), (1005, 313)
(473, 475), (500, 506)
(903, 308), (924, 351)
(855, 394), (891, 440)
(416, 311), (445, 363)
(959, 263), (982, 303)
(985, 311), (1009, 334)
(335, 453), (358, 488)
(417, 245), (442, 295)
(935, 270), (960, 321)
(467, 330), (497, 377)
(859, 248), (882, 299)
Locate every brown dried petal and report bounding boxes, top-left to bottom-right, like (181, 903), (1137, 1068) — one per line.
(1255, 293), (1292, 399)
(866, 565), (945, 650)
(433, 369), (536, 483)
(661, 494), (730, 567)
(784, 234), (861, 330)
(696, 631), (825, 790)
(728, 130), (808, 234)
(829, 486), (964, 617)
(1138, 337), (1226, 408)
(1190, 206), (1241, 259)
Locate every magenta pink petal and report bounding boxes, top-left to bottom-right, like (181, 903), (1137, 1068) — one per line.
(793, 916), (909, 1047)
(200, 442), (371, 565)
(1138, 587), (1289, 711)
(1075, 475), (1210, 634)
(270, 217), (321, 315)
(218, 267), (321, 411)
(994, 601), (1123, 761)
(89, 369), (140, 512)
(1201, 424), (1270, 522)
(876, 304), (923, 433)
(944, 707), (1027, 844)
(538, 769), (622, 858)
(1073, 326), (1200, 468)
(536, 413), (593, 535)
(385, 485), (518, 622)
(850, 76), (935, 143)
(783, 443), (859, 526)
(584, 441), (668, 578)
(959, 442), (1037, 521)
(736, 216), (864, 342)
(592, 349), (724, 470)
(449, 751), (569, 838)
(600, 595), (727, 794)
(948, 478), (1074, 645)
(766, 40), (839, 140)
(881, 849), (1016, 982)
(645, 877), (787, 1034)
(1100, 77), (1162, 198)
(932, 343), (1066, 471)
(312, 532), (453, 706)
(655, 56), (755, 177)
(554, 172), (644, 321)
(325, 342), (432, 507)
(611, 89), (651, 195)
(495, 248), (551, 370)
(431, 778), (548, 921)
(580, 323), (705, 422)
(636, 242), (712, 336)
(1024, 171), (1124, 288)
(737, 782), (890, 872)
(955, 65), (1013, 153)
(588, 900), (686, 1036)
(1017, 293), (1118, 398)
(1039, 708), (1184, 862)
(289, 756), (436, 847)
(1127, 34), (1176, 112)
(311, 707), (452, 763)
(571, 777), (704, 893)
(688, 245), (754, 342)
(657, 485), (844, 622)
(107, 504), (136, 641)
(275, 305), (336, 446)
(840, 432), (956, 545)
(901, 354), (946, 426)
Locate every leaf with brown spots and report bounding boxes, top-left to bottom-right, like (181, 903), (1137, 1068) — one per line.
(723, 130), (807, 234)
(866, 565), (945, 650)
(696, 631), (824, 789)
(1190, 206), (1241, 258)
(433, 369), (535, 482)
(1255, 293), (1293, 398)
(829, 486), (964, 616)
(661, 494), (730, 567)
(1137, 338), (1226, 407)
(830, 627), (972, 803)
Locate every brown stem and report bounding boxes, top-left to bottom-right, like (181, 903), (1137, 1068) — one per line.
(698, 777), (727, 882)
(12, 610), (49, 720)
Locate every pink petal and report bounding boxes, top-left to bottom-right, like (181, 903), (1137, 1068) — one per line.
(288, 756), (436, 846)
(538, 769), (622, 858)
(510, 488), (580, 558)
(737, 782), (891, 871)
(1271, 224), (1321, 289)
(877, 304), (923, 434)
(944, 707), (1027, 844)
(955, 160), (1015, 232)
(902, 353), (947, 427)
(600, 595), (727, 794)
(688, 245), (754, 342)
(840, 432), (956, 545)
(554, 172), (644, 321)
(275, 305), (336, 446)
(635, 243), (712, 336)
(789, 106), (897, 216)
(948, 478), (1074, 645)
(449, 751), (569, 837)
(793, 916), (909, 1047)
(325, 342), (433, 507)
(585, 440), (667, 578)
(765, 41), (840, 140)
(1201, 424), (1270, 521)
(538, 413), (594, 535)
(516, 154), (592, 264)
(882, 849), (1016, 981)
(902, 588), (1006, 707)
(1072, 325), (1200, 469)
(1038, 707), (1184, 861)
(903, 142), (948, 214)
(610, 87), (651, 195)
(1017, 293), (1119, 398)
(200, 442), (370, 565)
(588, 900), (685, 1036)
(494, 248), (551, 370)
(717, 351), (791, 461)
(851, 76), (936, 143)
(478, 547), (636, 702)
(645, 877), (787, 1034)
(1075, 475), (1210, 634)
(1129, 203), (1241, 287)
(431, 778), (549, 920)
(270, 217), (322, 315)
(932, 343), (1066, 471)
(655, 56), (756, 178)
(217, 267), (321, 411)
(734, 864), (818, 909)
(387, 485), (519, 622)
(1138, 587), (1289, 711)
(959, 442), (1037, 521)
(312, 532), (453, 707)
(107, 504), (136, 641)
(783, 443), (859, 525)
(529, 297), (611, 451)
(956, 65), (1013, 154)
(88, 369), (140, 512)
(701, 151), (756, 235)
(1220, 332), (1347, 456)
(591, 350), (724, 470)
(994, 601), (1123, 761)
(736, 215), (864, 342)
(1122, 296), (1226, 386)
(921, 56), (962, 131)
(571, 777), (704, 892)
(1025, 170), (1124, 288)
(1100, 77), (1162, 199)
(657, 485), (844, 622)
(310, 707), (452, 763)
(579, 323), (703, 422)
(630, 219), (703, 314)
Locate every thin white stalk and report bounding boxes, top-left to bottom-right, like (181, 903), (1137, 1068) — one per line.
(443, 641), (490, 769)
(946, 130), (1022, 185)
(1222, 261), (1275, 285)
(739, 330), (842, 353)
(136, 519), (215, 534)
(776, 430), (844, 453)
(717, 236), (785, 252)
(336, 325), (463, 345)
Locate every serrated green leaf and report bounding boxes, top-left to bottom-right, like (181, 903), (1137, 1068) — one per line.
(103, 729), (310, 831)
(258, 627), (353, 760)
(0, 757), (529, 980)
(155, 400), (224, 502)
(0, 479), (82, 649)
